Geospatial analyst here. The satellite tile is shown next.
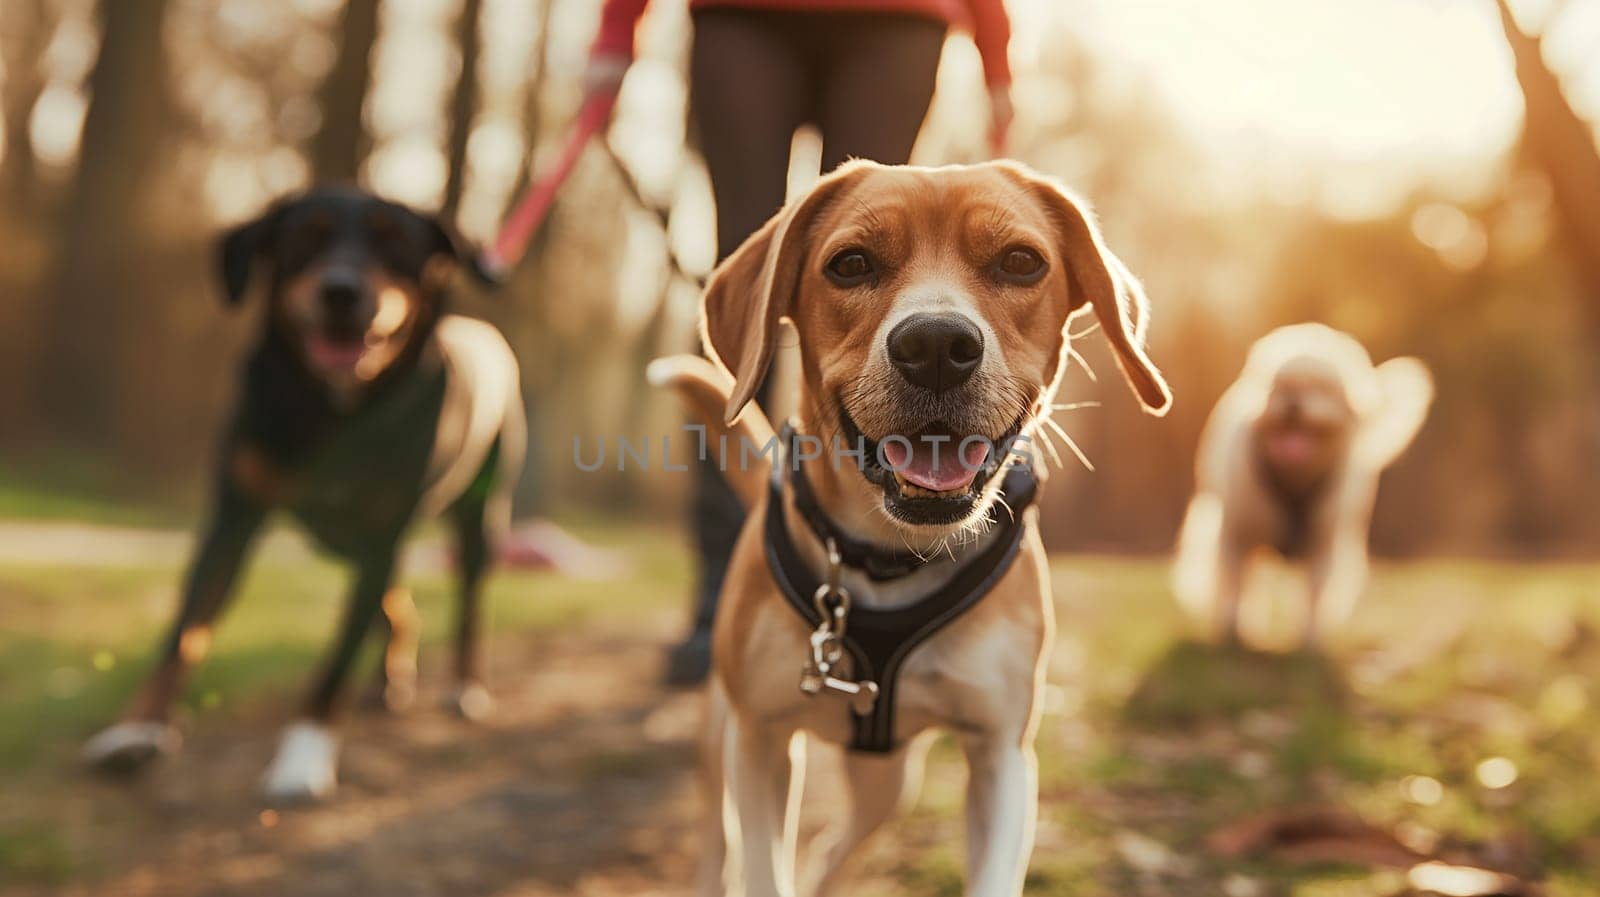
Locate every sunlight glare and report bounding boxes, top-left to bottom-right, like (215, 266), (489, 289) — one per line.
(1474, 756), (1518, 789)
(1408, 861), (1507, 897)
(43, 13), (100, 83)
(366, 135), (449, 208)
(205, 152), (270, 221)
(1535, 675), (1588, 728)
(1072, 0), (1532, 210)
(1400, 774), (1443, 806)
(1411, 203), (1489, 271)
(29, 84), (87, 167)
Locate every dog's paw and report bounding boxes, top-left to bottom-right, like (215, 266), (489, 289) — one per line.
(450, 682), (495, 722)
(383, 677), (418, 714)
(82, 721), (180, 776)
(359, 679), (417, 715)
(261, 721), (339, 803)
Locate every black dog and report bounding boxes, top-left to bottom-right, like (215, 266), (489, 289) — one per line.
(82, 187), (524, 801)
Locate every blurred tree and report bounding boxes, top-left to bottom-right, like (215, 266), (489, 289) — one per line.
(0, 0), (59, 432)
(442, 0), (483, 220)
(310, 0), (379, 182)
(1495, 0), (1600, 328)
(0, 0), (53, 211)
(39, 0), (174, 448)
(501, 0), (555, 222)
(498, 0), (555, 511)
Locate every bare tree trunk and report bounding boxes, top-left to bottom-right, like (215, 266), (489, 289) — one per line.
(311, 0), (381, 183)
(1495, 0), (1600, 322)
(503, 0), (556, 219)
(0, 0), (52, 209)
(38, 0), (173, 448)
(441, 0), (484, 220)
(505, 0), (556, 512)
(0, 0), (56, 433)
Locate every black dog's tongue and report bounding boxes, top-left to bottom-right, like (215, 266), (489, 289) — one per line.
(307, 335), (367, 370)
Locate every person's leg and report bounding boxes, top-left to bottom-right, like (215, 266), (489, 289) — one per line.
(669, 10), (810, 684)
(814, 13), (947, 172)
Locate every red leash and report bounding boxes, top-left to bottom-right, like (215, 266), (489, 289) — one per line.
(481, 91), (618, 279)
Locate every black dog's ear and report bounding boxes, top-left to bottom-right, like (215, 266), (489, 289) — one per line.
(218, 203), (283, 305)
(423, 216), (499, 288)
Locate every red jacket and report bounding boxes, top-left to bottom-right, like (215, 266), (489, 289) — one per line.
(593, 0), (1012, 87)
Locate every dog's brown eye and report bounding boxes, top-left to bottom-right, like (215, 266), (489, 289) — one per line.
(825, 250), (875, 286)
(996, 248), (1045, 283)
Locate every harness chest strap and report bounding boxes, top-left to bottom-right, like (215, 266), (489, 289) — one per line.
(762, 432), (1040, 753)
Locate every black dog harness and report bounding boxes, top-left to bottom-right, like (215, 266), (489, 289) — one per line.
(763, 428), (1039, 753)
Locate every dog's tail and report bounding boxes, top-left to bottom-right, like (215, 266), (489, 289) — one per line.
(646, 355), (776, 510)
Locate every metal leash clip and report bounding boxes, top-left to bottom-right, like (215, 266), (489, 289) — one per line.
(798, 539), (880, 716)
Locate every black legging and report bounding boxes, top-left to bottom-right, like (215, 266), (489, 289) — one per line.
(686, 8), (947, 632)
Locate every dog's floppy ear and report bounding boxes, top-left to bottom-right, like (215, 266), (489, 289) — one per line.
(1356, 356), (1433, 468)
(218, 202), (284, 306)
(1001, 163), (1172, 416)
(420, 213), (498, 287)
(701, 161), (870, 423)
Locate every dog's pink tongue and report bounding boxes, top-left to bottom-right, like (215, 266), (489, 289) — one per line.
(308, 337), (366, 370)
(1268, 431), (1318, 466)
(883, 438), (991, 492)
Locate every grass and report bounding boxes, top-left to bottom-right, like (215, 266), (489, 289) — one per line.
(0, 498), (1597, 893)
(0, 520), (685, 772)
(0, 451), (200, 526)
(0, 509), (690, 890)
(880, 556), (1600, 896)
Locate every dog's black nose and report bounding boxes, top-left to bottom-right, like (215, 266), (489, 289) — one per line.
(319, 274), (364, 313)
(887, 314), (983, 393)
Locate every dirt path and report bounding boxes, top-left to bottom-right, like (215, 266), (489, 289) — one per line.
(13, 620), (712, 897)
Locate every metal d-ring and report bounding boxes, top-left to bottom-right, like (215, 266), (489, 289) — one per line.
(812, 538), (851, 639)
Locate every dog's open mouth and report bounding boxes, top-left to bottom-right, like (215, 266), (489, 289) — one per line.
(1262, 418), (1339, 470)
(306, 333), (369, 371)
(883, 431), (991, 495)
(1265, 429), (1320, 467)
(839, 403), (1022, 526)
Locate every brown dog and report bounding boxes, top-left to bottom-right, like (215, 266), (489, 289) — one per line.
(652, 159), (1169, 897)
(1173, 323), (1433, 647)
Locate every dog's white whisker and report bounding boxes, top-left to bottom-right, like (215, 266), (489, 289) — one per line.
(1066, 345), (1098, 383)
(1044, 416), (1095, 473)
(1032, 421), (1066, 471)
(1051, 401), (1101, 412)
(993, 494), (1017, 524)
(1069, 320), (1101, 340)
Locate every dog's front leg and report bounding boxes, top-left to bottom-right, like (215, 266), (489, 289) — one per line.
(1306, 529), (1366, 648)
(725, 714), (803, 897)
(960, 733), (1037, 897)
(801, 742), (923, 897)
(262, 546), (398, 801)
(696, 683), (733, 897)
(83, 478), (268, 774)
(447, 494), (499, 720)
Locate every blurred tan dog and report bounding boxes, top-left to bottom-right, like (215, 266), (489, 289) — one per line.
(1173, 323), (1433, 647)
(653, 159), (1169, 897)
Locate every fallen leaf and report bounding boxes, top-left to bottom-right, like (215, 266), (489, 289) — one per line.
(1207, 806), (1426, 867)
